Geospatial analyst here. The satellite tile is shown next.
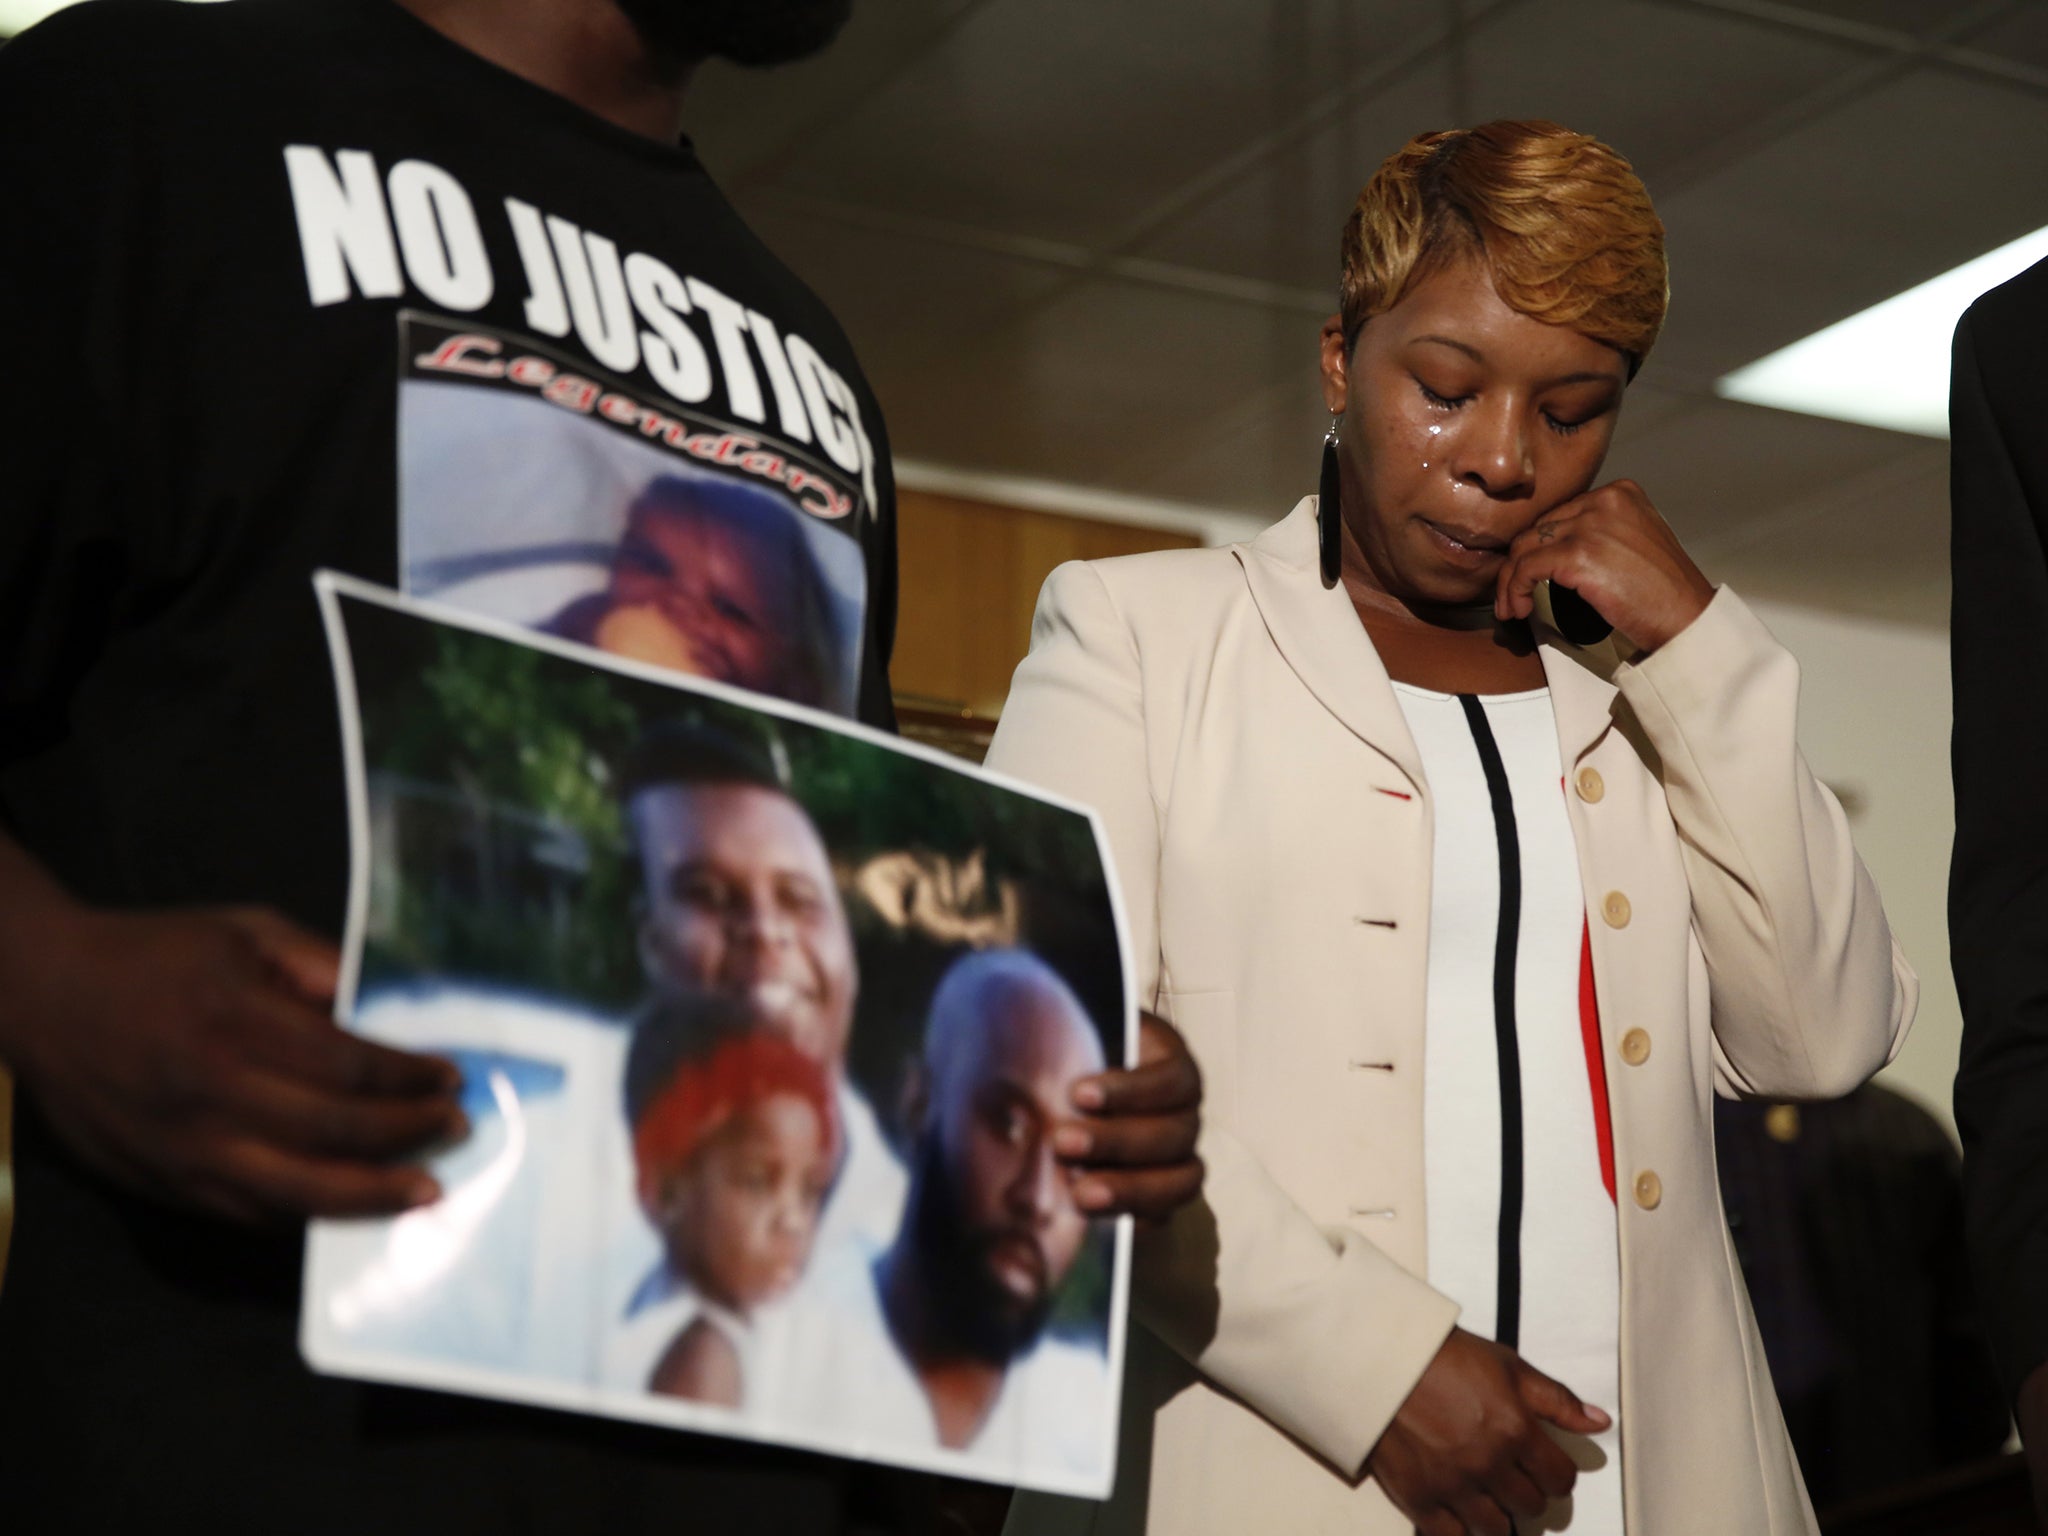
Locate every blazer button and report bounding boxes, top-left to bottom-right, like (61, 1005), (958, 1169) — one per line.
(1576, 766), (1605, 803)
(1602, 890), (1632, 928)
(1633, 1170), (1663, 1210)
(1620, 1028), (1651, 1066)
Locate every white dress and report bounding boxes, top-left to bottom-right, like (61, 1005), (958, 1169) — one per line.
(599, 1273), (756, 1397)
(1397, 683), (1625, 1536)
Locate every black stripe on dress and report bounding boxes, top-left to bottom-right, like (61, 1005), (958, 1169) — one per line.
(1459, 693), (1525, 1350)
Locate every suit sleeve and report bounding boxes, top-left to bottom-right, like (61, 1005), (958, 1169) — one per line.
(1948, 300), (2048, 1403)
(987, 561), (1459, 1478)
(1610, 587), (1915, 1100)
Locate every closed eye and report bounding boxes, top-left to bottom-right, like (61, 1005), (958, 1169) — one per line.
(1417, 380), (1470, 411)
(708, 589), (759, 628)
(617, 533), (674, 579)
(1541, 388), (1617, 438)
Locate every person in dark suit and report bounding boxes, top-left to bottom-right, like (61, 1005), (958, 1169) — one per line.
(1950, 250), (2048, 1517)
(1714, 1085), (2007, 1511)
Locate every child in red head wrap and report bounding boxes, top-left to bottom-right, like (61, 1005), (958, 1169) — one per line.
(613, 997), (842, 1406)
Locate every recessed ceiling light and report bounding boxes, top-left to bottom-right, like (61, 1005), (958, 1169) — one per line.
(1715, 223), (2048, 440)
(1, 0), (222, 40)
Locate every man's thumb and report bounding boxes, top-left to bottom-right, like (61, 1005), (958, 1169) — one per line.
(227, 907), (342, 1002)
(1521, 1364), (1611, 1434)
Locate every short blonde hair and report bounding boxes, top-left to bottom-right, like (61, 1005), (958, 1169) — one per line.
(1340, 120), (1668, 376)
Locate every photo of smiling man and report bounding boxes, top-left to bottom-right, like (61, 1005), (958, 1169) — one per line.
(614, 719), (907, 1269)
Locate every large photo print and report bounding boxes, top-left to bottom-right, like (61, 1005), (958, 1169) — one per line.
(303, 575), (1130, 1496)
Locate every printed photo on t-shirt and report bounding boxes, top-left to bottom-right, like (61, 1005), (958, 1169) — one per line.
(396, 313), (868, 717)
(301, 574), (1131, 1499)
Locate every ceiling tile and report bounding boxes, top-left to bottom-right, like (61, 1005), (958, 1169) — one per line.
(1134, 0), (1859, 294)
(868, 277), (1319, 493)
(1652, 67), (2048, 383)
(1460, 0), (1865, 188)
(1600, 396), (1944, 567)
(745, 0), (1445, 252)
(734, 194), (1071, 396)
(682, 0), (977, 182)
(1126, 68), (1454, 300)
(1762, 0), (1970, 39)
(1958, 4), (2048, 71)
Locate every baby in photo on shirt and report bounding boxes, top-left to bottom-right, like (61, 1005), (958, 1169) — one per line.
(546, 472), (843, 710)
(611, 992), (842, 1407)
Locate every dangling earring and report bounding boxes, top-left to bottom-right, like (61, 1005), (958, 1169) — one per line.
(1317, 410), (1342, 588)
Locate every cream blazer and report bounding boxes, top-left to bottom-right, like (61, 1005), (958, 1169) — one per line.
(987, 498), (1916, 1536)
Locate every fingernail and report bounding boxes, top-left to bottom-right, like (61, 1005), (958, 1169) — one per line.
(1075, 1179), (1113, 1212)
(446, 1110), (471, 1142)
(1072, 1080), (1106, 1110)
(1054, 1125), (1091, 1157)
(1588, 1406), (1612, 1429)
(407, 1176), (442, 1208)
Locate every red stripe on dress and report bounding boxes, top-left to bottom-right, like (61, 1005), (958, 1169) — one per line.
(1579, 916), (1617, 1204)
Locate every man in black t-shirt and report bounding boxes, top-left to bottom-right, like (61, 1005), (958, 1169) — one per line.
(0, 3), (1201, 1530)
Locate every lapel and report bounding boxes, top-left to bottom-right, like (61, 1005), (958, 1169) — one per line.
(1238, 496), (1628, 785)
(1236, 497), (1427, 795)
(1537, 617), (1625, 769)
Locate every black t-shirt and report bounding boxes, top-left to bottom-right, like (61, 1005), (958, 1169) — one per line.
(0, 1), (903, 1527)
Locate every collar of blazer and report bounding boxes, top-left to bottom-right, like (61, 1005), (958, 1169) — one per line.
(1237, 497), (1626, 800)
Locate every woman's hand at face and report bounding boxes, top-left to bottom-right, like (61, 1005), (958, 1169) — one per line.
(1493, 479), (1715, 654)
